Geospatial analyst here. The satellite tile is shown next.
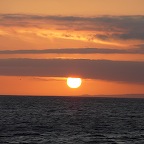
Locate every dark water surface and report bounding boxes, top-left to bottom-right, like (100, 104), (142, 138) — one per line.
(0, 96), (144, 144)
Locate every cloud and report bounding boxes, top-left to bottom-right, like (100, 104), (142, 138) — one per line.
(0, 14), (144, 43)
(32, 77), (64, 82)
(0, 58), (144, 84)
(0, 48), (144, 54)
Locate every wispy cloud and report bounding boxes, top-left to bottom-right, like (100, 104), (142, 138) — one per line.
(1, 14), (144, 46)
(0, 48), (144, 54)
(0, 58), (144, 84)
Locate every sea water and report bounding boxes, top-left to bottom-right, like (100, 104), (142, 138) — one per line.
(0, 96), (144, 144)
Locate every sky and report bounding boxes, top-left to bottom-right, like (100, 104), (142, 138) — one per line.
(0, 0), (144, 96)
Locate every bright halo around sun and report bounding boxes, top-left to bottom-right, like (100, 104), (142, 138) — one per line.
(67, 77), (82, 89)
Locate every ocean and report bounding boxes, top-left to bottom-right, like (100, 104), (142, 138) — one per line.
(0, 96), (144, 144)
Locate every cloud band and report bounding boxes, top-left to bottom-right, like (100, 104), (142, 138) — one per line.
(0, 58), (144, 84)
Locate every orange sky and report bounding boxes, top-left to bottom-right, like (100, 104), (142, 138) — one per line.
(1, 0), (144, 15)
(0, 76), (144, 96)
(0, 0), (144, 96)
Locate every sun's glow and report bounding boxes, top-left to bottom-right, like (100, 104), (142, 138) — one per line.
(67, 77), (82, 88)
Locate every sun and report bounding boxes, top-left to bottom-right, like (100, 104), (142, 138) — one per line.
(67, 77), (82, 88)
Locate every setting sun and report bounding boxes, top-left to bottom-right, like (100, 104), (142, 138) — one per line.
(67, 77), (82, 89)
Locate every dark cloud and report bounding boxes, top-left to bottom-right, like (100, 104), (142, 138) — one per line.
(1, 14), (144, 41)
(0, 58), (144, 84)
(0, 48), (143, 54)
(97, 32), (144, 41)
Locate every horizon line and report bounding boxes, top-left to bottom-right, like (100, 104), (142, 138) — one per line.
(0, 94), (144, 98)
